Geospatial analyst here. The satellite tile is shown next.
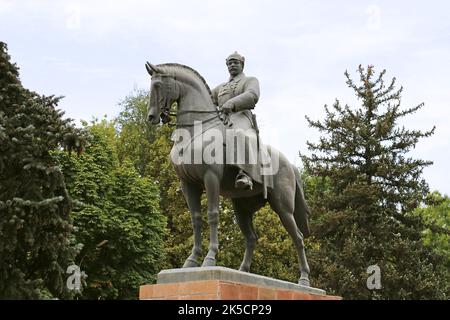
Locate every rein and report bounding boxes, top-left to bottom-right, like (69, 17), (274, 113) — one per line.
(176, 114), (221, 128)
(162, 107), (223, 128)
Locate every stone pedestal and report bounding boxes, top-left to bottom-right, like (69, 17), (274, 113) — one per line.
(139, 267), (341, 300)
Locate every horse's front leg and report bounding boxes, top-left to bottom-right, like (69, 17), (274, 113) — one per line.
(180, 180), (203, 268)
(202, 170), (221, 267)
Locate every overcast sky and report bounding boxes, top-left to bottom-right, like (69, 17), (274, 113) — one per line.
(2, 0), (449, 195)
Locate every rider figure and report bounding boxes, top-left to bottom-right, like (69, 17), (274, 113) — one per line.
(211, 52), (260, 191)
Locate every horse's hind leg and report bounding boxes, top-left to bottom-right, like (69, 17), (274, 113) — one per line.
(181, 180), (203, 268)
(269, 199), (311, 286)
(232, 198), (258, 272)
(278, 211), (310, 286)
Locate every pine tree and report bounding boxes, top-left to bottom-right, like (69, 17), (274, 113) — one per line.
(0, 42), (84, 299)
(301, 65), (447, 299)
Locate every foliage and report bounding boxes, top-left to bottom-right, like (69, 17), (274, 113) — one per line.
(115, 90), (156, 176)
(300, 65), (447, 299)
(55, 119), (167, 299)
(411, 191), (450, 285)
(0, 42), (84, 299)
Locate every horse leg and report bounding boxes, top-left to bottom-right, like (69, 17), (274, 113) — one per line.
(232, 198), (257, 272)
(269, 187), (311, 286)
(277, 211), (310, 286)
(201, 170), (220, 267)
(181, 180), (203, 268)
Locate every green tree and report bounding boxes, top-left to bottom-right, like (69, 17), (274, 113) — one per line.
(110, 91), (187, 269)
(411, 191), (450, 286)
(55, 119), (167, 299)
(301, 65), (447, 299)
(145, 124), (213, 270)
(115, 90), (156, 176)
(0, 42), (83, 299)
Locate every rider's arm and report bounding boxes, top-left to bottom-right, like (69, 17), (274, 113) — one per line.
(211, 86), (219, 106)
(227, 77), (260, 112)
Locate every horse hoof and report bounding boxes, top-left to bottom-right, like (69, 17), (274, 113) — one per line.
(239, 265), (250, 272)
(298, 277), (310, 287)
(183, 258), (199, 268)
(201, 257), (216, 267)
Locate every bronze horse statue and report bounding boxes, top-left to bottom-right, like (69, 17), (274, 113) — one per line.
(145, 62), (312, 286)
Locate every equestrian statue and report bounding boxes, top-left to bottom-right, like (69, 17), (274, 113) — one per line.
(145, 52), (312, 286)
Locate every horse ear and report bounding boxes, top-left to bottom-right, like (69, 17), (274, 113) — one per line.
(146, 61), (162, 76)
(145, 61), (153, 75)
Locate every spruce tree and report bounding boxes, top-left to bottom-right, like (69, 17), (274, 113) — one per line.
(0, 42), (83, 299)
(301, 65), (447, 299)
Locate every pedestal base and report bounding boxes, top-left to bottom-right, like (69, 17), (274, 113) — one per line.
(139, 267), (341, 300)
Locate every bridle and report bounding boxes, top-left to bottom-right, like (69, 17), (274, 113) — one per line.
(153, 74), (229, 128)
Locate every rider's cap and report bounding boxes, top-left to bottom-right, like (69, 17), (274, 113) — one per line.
(226, 51), (245, 64)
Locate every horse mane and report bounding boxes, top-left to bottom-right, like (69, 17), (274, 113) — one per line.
(157, 63), (212, 96)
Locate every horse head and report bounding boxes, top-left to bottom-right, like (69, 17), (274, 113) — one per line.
(145, 62), (180, 124)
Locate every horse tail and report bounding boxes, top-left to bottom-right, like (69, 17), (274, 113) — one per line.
(292, 164), (311, 237)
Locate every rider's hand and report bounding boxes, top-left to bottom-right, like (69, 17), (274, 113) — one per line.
(221, 101), (234, 114)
